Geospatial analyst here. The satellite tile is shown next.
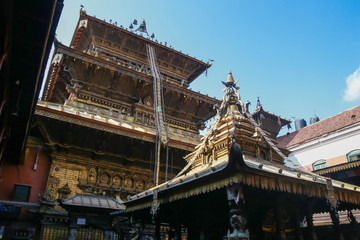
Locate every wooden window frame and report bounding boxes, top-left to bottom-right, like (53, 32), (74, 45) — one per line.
(347, 150), (360, 162)
(312, 160), (327, 171)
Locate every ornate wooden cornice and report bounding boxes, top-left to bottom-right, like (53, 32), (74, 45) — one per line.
(35, 103), (197, 152)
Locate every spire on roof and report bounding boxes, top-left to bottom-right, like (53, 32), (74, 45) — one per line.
(176, 71), (247, 176)
(213, 70), (247, 123)
(256, 97), (262, 110)
(222, 70), (239, 89)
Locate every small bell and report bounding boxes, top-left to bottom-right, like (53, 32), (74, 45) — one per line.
(133, 19), (138, 25)
(151, 33), (155, 39)
(129, 23), (133, 29)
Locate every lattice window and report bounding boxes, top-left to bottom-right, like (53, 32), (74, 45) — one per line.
(347, 150), (360, 162)
(42, 226), (68, 240)
(76, 228), (104, 240)
(313, 160), (327, 171)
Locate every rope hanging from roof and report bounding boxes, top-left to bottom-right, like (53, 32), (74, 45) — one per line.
(146, 44), (170, 216)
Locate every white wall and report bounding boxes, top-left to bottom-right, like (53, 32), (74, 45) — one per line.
(288, 123), (360, 167)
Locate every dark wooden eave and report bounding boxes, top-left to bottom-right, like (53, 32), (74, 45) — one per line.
(124, 142), (360, 213)
(1, 0), (63, 163)
(35, 104), (198, 152)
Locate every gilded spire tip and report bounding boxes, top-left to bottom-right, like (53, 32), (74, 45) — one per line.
(227, 71), (234, 83)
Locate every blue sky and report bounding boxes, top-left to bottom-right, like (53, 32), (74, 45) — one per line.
(51, 0), (360, 135)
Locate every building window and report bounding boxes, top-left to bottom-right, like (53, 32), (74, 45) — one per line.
(313, 160), (327, 171)
(13, 184), (31, 202)
(347, 150), (360, 162)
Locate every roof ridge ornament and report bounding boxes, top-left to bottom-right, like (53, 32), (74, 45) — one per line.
(256, 96), (262, 110)
(222, 71), (239, 90)
(135, 18), (149, 36)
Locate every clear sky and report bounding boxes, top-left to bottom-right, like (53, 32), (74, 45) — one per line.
(51, 0), (360, 135)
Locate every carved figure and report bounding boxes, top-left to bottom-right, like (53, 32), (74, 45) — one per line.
(88, 168), (97, 183)
(125, 178), (133, 187)
(58, 183), (71, 199)
(135, 180), (144, 189)
(79, 171), (87, 181)
(47, 176), (60, 200)
(226, 209), (249, 240)
(100, 173), (110, 184)
(68, 228), (77, 240)
(112, 175), (121, 186)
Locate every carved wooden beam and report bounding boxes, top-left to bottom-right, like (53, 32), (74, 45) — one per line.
(36, 120), (57, 152)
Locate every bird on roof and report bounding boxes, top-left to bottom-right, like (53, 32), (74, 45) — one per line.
(245, 100), (251, 113)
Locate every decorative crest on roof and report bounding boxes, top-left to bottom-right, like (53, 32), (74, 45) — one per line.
(135, 18), (149, 36)
(256, 97), (262, 110)
(219, 71), (246, 118)
(222, 70), (239, 90)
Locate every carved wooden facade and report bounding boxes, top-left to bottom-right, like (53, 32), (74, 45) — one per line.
(29, 9), (222, 239)
(37, 10), (220, 202)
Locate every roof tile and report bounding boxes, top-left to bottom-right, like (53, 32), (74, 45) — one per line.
(277, 106), (360, 148)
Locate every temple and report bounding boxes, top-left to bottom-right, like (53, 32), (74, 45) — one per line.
(37, 9), (220, 198)
(2, 7), (360, 240)
(121, 72), (360, 239)
(1, 10), (222, 239)
(33, 10), (223, 238)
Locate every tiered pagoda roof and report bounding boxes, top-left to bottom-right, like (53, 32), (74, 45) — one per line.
(252, 98), (291, 139)
(125, 72), (360, 212)
(40, 11), (221, 143)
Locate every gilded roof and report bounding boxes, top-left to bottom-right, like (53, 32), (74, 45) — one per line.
(124, 72), (360, 212)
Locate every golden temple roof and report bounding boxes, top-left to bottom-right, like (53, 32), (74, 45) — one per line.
(124, 72), (360, 212)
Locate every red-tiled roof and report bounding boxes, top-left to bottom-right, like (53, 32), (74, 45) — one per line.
(277, 106), (360, 148)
